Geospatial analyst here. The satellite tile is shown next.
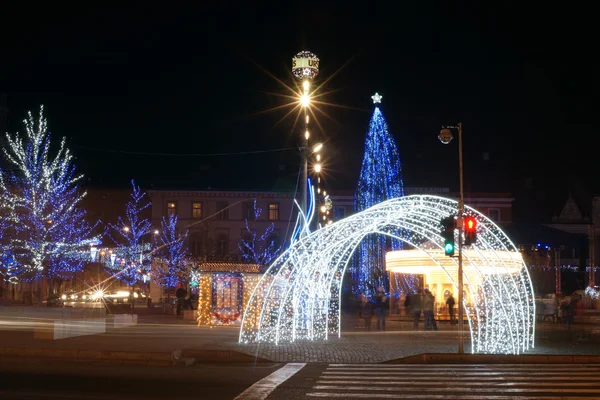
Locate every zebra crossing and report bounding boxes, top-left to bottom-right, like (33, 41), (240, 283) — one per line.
(305, 363), (600, 399)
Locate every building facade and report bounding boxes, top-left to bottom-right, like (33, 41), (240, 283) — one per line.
(404, 187), (514, 227)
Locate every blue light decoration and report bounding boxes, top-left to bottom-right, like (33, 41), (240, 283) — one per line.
(152, 214), (189, 290)
(353, 96), (406, 297)
(238, 199), (281, 267)
(105, 180), (153, 286)
(290, 178), (316, 245)
(0, 106), (100, 282)
(0, 251), (22, 284)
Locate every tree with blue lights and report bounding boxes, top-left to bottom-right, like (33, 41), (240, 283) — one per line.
(152, 214), (189, 297)
(239, 199), (280, 267)
(105, 180), (154, 287)
(0, 106), (100, 285)
(353, 94), (405, 297)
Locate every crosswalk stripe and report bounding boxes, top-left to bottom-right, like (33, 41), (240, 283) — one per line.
(327, 366), (600, 371)
(313, 385), (600, 394)
(307, 394), (597, 399)
(329, 363), (598, 367)
(234, 362), (305, 400)
(322, 371), (600, 376)
(320, 375), (600, 381)
(317, 380), (600, 387)
(306, 364), (600, 399)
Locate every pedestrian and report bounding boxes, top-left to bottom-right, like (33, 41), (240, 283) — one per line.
(412, 289), (424, 330)
(567, 292), (579, 328)
(360, 297), (374, 331)
(374, 289), (388, 331)
(446, 293), (456, 325)
(175, 286), (187, 316)
(423, 288), (438, 331)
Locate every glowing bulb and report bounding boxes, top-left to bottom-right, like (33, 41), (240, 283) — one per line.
(61, 294), (67, 300)
(316, 154), (321, 161)
(305, 115), (309, 124)
(300, 94), (310, 108)
(154, 229), (159, 235)
(123, 226), (130, 232)
(305, 130), (309, 140)
(320, 206), (326, 213)
(314, 164), (321, 173)
(303, 80), (310, 91)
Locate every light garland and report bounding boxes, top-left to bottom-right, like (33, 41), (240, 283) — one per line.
(0, 106), (100, 280)
(152, 214), (189, 290)
(239, 195), (536, 355)
(238, 199), (280, 266)
(354, 103), (406, 297)
(105, 180), (153, 286)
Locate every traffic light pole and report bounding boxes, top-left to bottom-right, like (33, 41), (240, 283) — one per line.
(457, 122), (464, 354)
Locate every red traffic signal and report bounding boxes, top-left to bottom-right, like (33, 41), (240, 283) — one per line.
(464, 216), (477, 246)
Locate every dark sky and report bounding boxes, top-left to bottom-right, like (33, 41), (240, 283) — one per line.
(0, 3), (595, 220)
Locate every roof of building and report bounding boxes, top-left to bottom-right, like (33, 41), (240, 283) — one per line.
(195, 262), (261, 273)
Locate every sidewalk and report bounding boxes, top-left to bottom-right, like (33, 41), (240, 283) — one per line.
(2, 312), (600, 365)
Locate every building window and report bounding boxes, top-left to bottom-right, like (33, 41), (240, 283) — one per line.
(192, 202), (202, 219)
(488, 208), (500, 222)
(268, 203), (280, 221)
(334, 207), (345, 220)
(190, 232), (203, 257)
(217, 233), (229, 258)
(167, 201), (177, 216)
(243, 201), (255, 220)
(216, 201), (228, 220)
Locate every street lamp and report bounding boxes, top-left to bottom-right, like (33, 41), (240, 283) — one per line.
(292, 50), (319, 235)
(439, 122), (465, 354)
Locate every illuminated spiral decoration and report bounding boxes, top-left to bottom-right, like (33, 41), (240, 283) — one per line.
(239, 195), (536, 355)
(292, 51), (319, 80)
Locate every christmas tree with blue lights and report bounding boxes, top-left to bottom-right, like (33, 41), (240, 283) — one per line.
(0, 106), (100, 284)
(353, 93), (405, 297)
(152, 214), (189, 294)
(238, 199), (281, 267)
(105, 180), (154, 287)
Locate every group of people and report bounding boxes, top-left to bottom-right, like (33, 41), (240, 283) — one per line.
(405, 288), (454, 331)
(359, 289), (389, 331)
(359, 288), (457, 331)
(175, 287), (196, 315)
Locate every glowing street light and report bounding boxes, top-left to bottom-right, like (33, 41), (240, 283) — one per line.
(438, 122), (465, 354)
(292, 50), (319, 236)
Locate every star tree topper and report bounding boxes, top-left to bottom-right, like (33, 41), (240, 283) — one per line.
(371, 92), (382, 104)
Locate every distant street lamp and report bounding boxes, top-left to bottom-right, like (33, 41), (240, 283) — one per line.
(438, 122), (465, 354)
(292, 50), (319, 234)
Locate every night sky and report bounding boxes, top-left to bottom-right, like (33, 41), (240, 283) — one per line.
(0, 3), (595, 222)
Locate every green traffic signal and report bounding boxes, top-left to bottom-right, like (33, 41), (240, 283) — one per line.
(444, 241), (455, 256)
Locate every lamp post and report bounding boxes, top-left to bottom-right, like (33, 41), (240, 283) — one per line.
(439, 122), (465, 353)
(292, 51), (319, 234)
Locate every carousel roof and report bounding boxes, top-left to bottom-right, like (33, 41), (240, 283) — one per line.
(195, 262), (261, 273)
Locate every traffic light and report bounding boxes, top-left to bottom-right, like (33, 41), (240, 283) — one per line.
(440, 216), (456, 256)
(464, 216), (477, 246)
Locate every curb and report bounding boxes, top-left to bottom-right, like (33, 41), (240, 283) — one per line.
(182, 349), (271, 364)
(385, 353), (600, 364)
(0, 346), (271, 367)
(0, 346), (179, 367)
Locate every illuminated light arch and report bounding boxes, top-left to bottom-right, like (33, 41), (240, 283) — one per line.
(239, 195), (535, 354)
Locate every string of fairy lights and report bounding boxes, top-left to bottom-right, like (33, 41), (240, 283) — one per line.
(240, 195), (536, 355)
